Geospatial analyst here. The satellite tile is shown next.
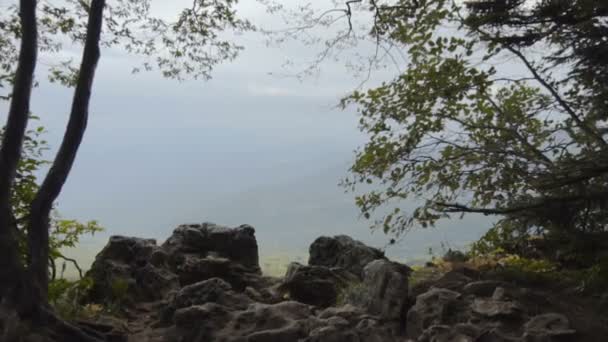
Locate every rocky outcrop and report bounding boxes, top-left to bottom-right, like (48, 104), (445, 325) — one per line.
(162, 223), (260, 273)
(406, 271), (578, 342)
(86, 236), (179, 303)
(87, 223), (267, 306)
(308, 235), (385, 277)
(86, 225), (585, 342)
(161, 223), (263, 290)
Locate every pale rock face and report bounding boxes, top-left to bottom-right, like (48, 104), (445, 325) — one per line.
(361, 259), (411, 320)
(308, 235), (386, 278)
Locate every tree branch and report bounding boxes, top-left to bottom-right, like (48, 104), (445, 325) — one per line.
(435, 190), (608, 216)
(56, 253), (84, 279)
(504, 45), (607, 147)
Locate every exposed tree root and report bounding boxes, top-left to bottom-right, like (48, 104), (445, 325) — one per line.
(1, 304), (121, 342)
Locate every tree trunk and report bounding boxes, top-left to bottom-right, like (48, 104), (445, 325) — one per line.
(0, 0), (38, 303)
(28, 0), (106, 303)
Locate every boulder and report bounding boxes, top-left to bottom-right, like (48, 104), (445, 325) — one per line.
(162, 223), (260, 273)
(160, 223), (265, 290)
(463, 281), (509, 297)
(86, 236), (179, 303)
(161, 277), (252, 325)
(360, 259), (411, 320)
(173, 254), (262, 290)
(471, 298), (521, 318)
(308, 235), (385, 277)
(279, 262), (358, 307)
(174, 301), (315, 342)
(173, 303), (232, 341)
(523, 313), (576, 340)
(172, 278), (252, 310)
(406, 288), (462, 338)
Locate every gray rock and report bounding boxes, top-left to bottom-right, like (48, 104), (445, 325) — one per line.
(279, 262), (358, 307)
(162, 222), (261, 273)
(418, 325), (475, 342)
(463, 281), (508, 297)
(523, 313), (575, 339)
(173, 278), (251, 310)
(86, 236), (178, 303)
(360, 259), (411, 320)
(432, 270), (474, 292)
(406, 288), (461, 339)
(471, 298), (521, 318)
(174, 254), (260, 290)
(318, 304), (367, 320)
(308, 235), (385, 277)
(173, 303), (232, 341)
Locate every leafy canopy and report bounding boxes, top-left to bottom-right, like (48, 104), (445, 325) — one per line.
(0, 0), (252, 92)
(337, 0), (608, 247)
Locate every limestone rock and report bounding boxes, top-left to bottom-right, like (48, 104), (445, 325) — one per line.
(360, 259), (411, 320)
(308, 235), (385, 277)
(86, 236), (179, 303)
(162, 223), (260, 273)
(279, 262), (358, 307)
(406, 288), (462, 338)
(523, 313), (576, 340)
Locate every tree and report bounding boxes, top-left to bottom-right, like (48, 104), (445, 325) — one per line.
(0, 0), (250, 338)
(4, 123), (103, 281)
(267, 0), (608, 256)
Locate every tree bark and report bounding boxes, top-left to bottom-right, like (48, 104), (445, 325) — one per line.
(0, 0), (38, 302)
(27, 0), (105, 303)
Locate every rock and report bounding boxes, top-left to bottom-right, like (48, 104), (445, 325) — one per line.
(161, 277), (252, 325)
(133, 263), (180, 301)
(432, 270), (474, 292)
(162, 223), (260, 273)
(471, 298), (521, 318)
(160, 223), (265, 291)
(86, 236), (179, 303)
(217, 301), (314, 341)
(305, 308), (403, 342)
(360, 259), (411, 320)
(173, 303), (232, 341)
(279, 262), (358, 307)
(406, 288), (462, 339)
(173, 278), (252, 310)
(308, 235), (385, 277)
(418, 324), (476, 342)
(463, 281), (509, 297)
(523, 313), (575, 339)
(318, 304), (367, 321)
(173, 254), (261, 290)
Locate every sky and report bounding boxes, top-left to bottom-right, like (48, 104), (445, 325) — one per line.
(0, 0), (493, 274)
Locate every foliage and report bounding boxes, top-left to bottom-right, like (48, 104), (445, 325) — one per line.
(2, 123), (103, 278)
(312, 0), (608, 257)
(49, 276), (99, 320)
(0, 0), (253, 93)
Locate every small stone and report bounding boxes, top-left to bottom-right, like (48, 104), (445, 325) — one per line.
(471, 298), (520, 318)
(524, 313), (576, 338)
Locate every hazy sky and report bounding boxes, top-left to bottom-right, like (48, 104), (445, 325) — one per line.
(1, 1), (492, 271)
